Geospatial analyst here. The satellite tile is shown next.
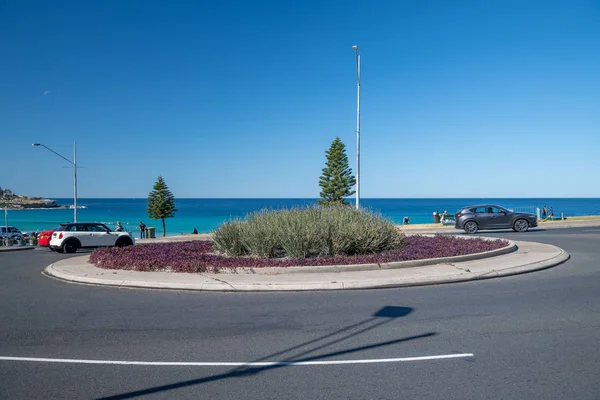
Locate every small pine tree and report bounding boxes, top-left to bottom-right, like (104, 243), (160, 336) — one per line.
(147, 175), (178, 237)
(318, 137), (356, 206)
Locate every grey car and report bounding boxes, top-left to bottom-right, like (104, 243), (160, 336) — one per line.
(454, 205), (538, 234)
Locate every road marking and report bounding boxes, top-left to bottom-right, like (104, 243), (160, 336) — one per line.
(582, 230), (600, 232)
(0, 353), (473, 366)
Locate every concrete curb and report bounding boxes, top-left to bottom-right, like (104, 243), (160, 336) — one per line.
(476, 248), (571, 279)
(361, 247), (571, 290)
(0, 246), (36, 252)
(249, 238), (516, 275)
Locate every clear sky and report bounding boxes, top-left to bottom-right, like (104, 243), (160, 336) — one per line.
(1, 0), (599, 198)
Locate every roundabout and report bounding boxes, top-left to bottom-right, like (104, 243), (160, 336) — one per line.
(43, 237), (567, 291)
(0, 226), (598, 400)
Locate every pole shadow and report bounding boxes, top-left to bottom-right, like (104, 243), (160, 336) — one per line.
(96, 306), (436, 400)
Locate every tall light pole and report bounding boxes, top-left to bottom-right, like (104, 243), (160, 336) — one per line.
(32, 142), (78, 222)
(352, 45), (361, 209)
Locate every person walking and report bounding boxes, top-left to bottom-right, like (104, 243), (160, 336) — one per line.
(139, 221), (146, 239)
(542, 206), (547, 219)
(549, 206), (554, 218)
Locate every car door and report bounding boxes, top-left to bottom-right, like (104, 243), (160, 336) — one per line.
(489, 206), (511, 228)
(88, 224), (116, 247)
(73, 224), (95, 246)
(472, 206), (492, 229)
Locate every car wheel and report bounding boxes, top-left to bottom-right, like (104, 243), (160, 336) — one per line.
(116, 238), (133, 247)
(513, 219), (529, 232)
(63, 241), (78, 254)
(464, 221), (479, 234)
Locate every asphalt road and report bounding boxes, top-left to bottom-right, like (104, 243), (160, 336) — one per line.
(1, 227), (599, 399)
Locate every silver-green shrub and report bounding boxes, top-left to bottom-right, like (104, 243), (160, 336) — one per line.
(212, 206), (404, 258)
(211, 219), (247, 256)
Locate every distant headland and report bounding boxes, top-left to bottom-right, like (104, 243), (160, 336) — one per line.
(0, 187), (68, 209)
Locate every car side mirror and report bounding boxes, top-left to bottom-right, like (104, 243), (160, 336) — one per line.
(106, 229), (111, 233)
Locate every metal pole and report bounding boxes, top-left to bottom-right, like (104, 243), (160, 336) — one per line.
(73, 141), (77, 222)
(32, 142), (78, 222)
(355, 51), (361, 209)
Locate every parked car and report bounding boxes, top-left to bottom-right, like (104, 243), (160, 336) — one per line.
(0, 226), (22, 239)
(455, 205), (538, 234)
(49, 222), (135, 253)
(38, 227), (58, 248)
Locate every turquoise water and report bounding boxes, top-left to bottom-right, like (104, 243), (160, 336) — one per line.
(4, 198), (599, 238)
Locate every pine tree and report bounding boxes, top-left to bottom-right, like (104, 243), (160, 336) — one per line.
(318, 137), (356, 206)
(147, 175), (178, 237)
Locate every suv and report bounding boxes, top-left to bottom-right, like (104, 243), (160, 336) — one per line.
(0, 226), (22, 239)
(49, 222), (134, 253)
(455, 205), (538, 234)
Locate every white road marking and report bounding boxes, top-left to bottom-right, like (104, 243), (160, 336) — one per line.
(0, 353), (473, 366)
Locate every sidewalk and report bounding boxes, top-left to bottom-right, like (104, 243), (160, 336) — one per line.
(44, 239), (569, 291)
(400, 217), (600, 235)
(133, 217), (600, 244)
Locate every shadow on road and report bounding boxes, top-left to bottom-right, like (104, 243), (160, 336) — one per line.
(97, 306), (435, 400)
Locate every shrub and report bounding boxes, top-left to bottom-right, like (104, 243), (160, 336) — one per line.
(211, 206), (405, 258)
(211, 219), (247, 257)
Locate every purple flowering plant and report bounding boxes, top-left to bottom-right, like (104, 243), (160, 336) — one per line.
(89, 235), (509, 273)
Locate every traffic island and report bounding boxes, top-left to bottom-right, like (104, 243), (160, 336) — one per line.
(43, 238), (569, 291)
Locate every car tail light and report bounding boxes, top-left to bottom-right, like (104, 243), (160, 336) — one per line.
(59, 233), (63, 239)
(456, 213), (463, 218)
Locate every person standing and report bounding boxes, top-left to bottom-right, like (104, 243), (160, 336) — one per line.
(549, 206), (554, 218)
(542, 206), (547, 219)
(139, 221), (146, 239)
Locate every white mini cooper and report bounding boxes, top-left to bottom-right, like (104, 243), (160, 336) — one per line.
(50, 222), (134, 253)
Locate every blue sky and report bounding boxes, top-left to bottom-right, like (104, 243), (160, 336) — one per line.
(1, 0), (599, 198)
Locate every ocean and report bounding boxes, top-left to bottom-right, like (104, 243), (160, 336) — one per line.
(4, 198), (600, 238)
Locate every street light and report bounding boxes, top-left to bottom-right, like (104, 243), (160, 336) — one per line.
(352, 45), (361, 209)
(32, 142), (78, 222)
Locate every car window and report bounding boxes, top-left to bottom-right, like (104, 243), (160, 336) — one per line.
(57, 225), (73, 231)
(474, 207), (489, 214)
(10, 228), (19, 233)
(89, 225), (107, 232)
(75, 225), (87, 232)
(490, 207), (504, 214)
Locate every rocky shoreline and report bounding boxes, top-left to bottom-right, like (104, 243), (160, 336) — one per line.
(0, 199), (68, 209)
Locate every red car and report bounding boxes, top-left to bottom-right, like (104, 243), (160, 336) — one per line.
(38, 228), (58, 248)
